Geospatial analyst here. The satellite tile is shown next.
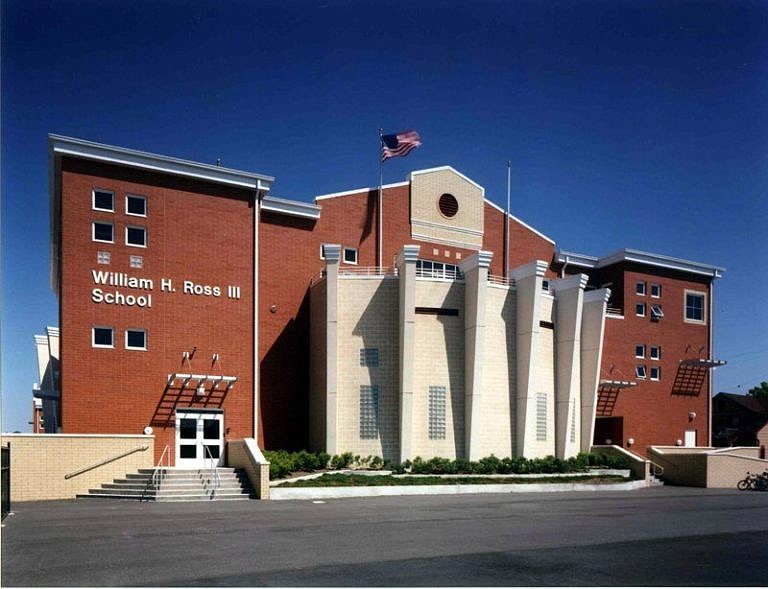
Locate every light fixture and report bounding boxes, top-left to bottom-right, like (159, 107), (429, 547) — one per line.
(627, 438), (635, 446)
(196, 382), (206, 396)
(675, 439), (683, 446)
(605, 438), (612, 445)
(688, 411), (696, 421)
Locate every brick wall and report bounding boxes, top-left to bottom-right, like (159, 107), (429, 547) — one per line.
(2, 434), (153, 501)
(59, 159), (255, 463)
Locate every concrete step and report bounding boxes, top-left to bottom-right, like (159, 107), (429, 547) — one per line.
(79, 467), (255, 502)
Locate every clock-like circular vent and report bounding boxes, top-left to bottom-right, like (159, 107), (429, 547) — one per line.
(438, 193), (459, 218)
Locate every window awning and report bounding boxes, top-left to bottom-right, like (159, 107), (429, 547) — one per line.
(679, 358), (727, 369)
(599, 379), (637, 390)
(167, 373), (238, 394)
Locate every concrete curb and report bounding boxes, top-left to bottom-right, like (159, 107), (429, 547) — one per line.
(270, 479), (647, 500)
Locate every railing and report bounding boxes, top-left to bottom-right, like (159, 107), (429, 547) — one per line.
(64, 445), (149, 479)
(487, 274), (515, 287)
(1, 446), (10, 520)
(146, 444), (170, 500)
(203, 445), (221, 499)
(606, 306), (624, 316)
(338, 266), (395, 278)
(415, 267), (463, 281)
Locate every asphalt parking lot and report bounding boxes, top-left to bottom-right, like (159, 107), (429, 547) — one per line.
(2, 486), (768, 586)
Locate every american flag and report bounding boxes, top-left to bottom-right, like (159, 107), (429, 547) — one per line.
(381, 130), (421, 161)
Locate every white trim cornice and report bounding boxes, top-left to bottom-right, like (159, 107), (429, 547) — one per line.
(49, 135), (274, 191)
(584, 288), (612, 304)
(509, 259), (548, 280)
(550, 273), (589, 292)
(261, 195), (321, 220)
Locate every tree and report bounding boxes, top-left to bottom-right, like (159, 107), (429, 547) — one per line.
(747, 381), (768, 399)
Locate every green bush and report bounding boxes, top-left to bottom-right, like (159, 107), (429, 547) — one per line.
(329, 452), (354, 470)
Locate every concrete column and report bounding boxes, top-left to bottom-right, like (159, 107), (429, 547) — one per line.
(396, 245), (420, 463)
(323, 244), (341, 455)
(459, 250), (493, 460)
(580, 288), (611, 453)
(550, 273), (588, 459)
(509, 260), (548, 458)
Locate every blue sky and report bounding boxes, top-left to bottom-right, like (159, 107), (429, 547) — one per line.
(2, 0), (767, 432)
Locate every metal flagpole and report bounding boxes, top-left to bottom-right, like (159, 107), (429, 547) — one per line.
(378, 128), (384, 269)
(504, 160), (511, 278)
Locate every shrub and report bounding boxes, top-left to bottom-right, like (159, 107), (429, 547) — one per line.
(329, 452), (354, 470)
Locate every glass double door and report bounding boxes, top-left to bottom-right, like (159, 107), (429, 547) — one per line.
(175, 410), (223, 468)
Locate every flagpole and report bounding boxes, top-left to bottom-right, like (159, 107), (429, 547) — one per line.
(504, 160), (511, 279)
(378, 128), (384, 269)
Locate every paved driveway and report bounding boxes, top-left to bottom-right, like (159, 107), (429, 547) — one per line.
(2, 486), (768, 586)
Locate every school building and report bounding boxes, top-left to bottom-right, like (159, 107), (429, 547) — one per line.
(38, 134), (726, 467)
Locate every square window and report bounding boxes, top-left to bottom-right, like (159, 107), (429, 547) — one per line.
(125, 329), (147, 350)
(650, 346), (661, 360)
(635, 302), (645, 317)
(636, 281), (646, 296)
(93, 222), (114, 243)
(130, 255), (143, 269)
(97, 251), (111, 265)
(93, 189), (114, 212)
(685, 292), (705, 323)
(343, 247), (358, 265)
(126, 195), (147, 216)
(203, 419), (220, 440)
(650, 366), (661, 381)
(636, 365), (647, 379)
(635, 344), (645, 358)
(651, 283), (661, 298)
(179, 445), (196, 458)
(92, 326), (114, 348)
(126, 226), (147, 247)
(650, 304), (664, 319)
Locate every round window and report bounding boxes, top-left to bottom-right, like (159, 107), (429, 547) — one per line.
(438, 193), (459, 218)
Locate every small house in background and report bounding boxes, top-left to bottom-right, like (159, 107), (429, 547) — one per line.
(713, 392), (768, 454)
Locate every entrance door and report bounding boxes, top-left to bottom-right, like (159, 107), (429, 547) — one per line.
(684, 429), (697, 448)
(175, 410), (224, 468)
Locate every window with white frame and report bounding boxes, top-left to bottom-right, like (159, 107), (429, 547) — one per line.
(126, 194), (147, 216)
(650, 304), (664, 320)
(635, 344), (645, 358)
(685, 291), (706, 323)
(129, 255), (143, 269)
(97, 251), (111, 265)
(636, 365), (647, 379)
(536, 393), (547, 441)
(343, 247), (358, 265)
(125, 329), (147, 350)
(636, 281), (646, 296)
(428, 386), (447, 440)
(650, 345), (661, 360)
(320, 244), (327, 260)
(650, 366), (661, 381)
(651, 283), (661, 298)
(635, 302), (645, 317)
(93, 189), (114, 212)
(126, 226), (147, 248)
(93, 221), (114, 243)
(359, 348), (379, 367)
(92, 326), (114, 348)
(359, 385), (379, 439)
(416, 259), (464, 280)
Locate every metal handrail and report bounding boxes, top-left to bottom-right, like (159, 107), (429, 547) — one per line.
(338, 266), (394, 277)
(150, 444), (170, 491)
(488, 274), (516, 287)
(649, 461), (665, 477)
(203, 445), (220, 498)
(64, 445), (149, 479)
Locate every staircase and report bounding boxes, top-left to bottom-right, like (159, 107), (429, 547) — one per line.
(77, 468), (255, 501)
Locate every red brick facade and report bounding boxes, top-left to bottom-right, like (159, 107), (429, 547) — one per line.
(59, 158), (256, 462)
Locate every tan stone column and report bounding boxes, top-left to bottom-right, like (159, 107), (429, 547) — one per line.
(396, 245), (420, 463)
(509, 260), (548, 457)
(580, 288), (610, 453)
(550, 273), (588, 459)
(323, 244), (341, 455)
(459, 250), (493, 460)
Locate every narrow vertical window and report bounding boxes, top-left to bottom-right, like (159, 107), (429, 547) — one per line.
(359, 385), (378, 439)
(428, 386), (447, 440)
(635, 344), (645, 358)
(635, 303), (645, 317)
(650, 283), (661, 298)
(536, 393), (547, 441)
(685, 292), (706, 323)
(570, 401), (577, 444)
(636, 282), (646, 296)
